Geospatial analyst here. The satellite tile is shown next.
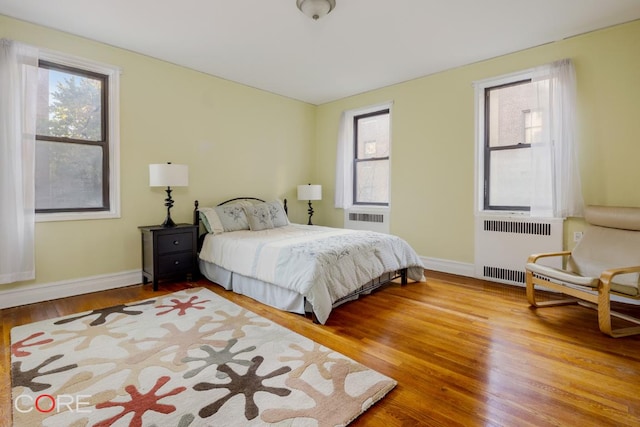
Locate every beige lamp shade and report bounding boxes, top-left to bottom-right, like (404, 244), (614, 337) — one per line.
(149, 163), (189, 187)
(298, 184), (322, 201)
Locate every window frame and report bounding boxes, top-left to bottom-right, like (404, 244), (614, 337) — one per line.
(474, 68), (534, 215)
(36, 60), (110, 213)
(352, 108), (391, 207)
(35, 49), (121, 222)
(483, 79), (532, 212)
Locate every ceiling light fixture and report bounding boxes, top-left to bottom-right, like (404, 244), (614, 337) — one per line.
(296, 0), (336, 20)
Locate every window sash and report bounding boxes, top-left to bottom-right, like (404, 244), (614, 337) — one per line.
(353, 158), (390, 206)
(483, 78), (533, 211)
(353, 109), (390, 206)
(35, 60), (110, 213)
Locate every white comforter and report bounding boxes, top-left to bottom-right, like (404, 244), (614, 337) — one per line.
(199, 224), (425, 324)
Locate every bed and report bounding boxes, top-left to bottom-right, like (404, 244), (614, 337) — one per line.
(193, 197), (425, 324)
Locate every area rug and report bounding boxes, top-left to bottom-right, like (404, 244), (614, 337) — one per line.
(10, 287), (396, 426)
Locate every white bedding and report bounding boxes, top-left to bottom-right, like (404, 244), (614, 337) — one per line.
(199, 224), (425, 324)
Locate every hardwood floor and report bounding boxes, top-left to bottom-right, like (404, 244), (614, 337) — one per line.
(2, 271), (640, 426)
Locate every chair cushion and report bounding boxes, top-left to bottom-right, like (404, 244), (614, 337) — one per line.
(585, 205), (640, 231)
(526, 263), (599, 287)
(569, 225), (640, 288)
(619, 284), (640, 297)
(526, 263), (640, 297)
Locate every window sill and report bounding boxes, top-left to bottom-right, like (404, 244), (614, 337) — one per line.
(36, 210), (120, 223)
(476, 211), (565, 222)
(477, 210), (529, 217)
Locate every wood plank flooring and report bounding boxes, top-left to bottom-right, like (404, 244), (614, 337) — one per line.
(2, 271), (640, 426)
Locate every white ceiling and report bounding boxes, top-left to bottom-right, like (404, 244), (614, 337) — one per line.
(2, 0), (640, 105)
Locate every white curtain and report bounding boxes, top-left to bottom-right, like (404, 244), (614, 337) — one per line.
(334, 111), (354, 209)
(0, 39), (38, 284)
(530, 58), (584, 218)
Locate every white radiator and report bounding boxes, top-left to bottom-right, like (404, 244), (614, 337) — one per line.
(344, 208), (390, 233)
(474, 215), (563, 286)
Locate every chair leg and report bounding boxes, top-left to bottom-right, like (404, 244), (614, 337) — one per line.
(597, 282), (640, 337)
(597, 285), (613, 336)
(526, 271), (578, 308)
(526, 272), (640, 337)
(608, 326), (640, 338)
(526, 271), (539, 306)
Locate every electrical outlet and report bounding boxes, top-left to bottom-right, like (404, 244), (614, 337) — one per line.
(573, 231), (584, 242)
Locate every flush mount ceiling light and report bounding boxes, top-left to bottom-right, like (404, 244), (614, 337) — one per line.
(296, 0), (336, 20)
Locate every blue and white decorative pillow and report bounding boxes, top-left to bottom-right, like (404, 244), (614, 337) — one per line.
(217, 203), (251, 231)
(199, 201), (251, 234)
(266, 200), (289, 227)
(244, 203), (274, 231)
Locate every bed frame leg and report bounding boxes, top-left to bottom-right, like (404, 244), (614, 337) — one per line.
(401, 268), (407, 285)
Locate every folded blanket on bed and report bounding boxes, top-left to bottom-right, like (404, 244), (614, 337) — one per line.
(199, 224), (425, 324)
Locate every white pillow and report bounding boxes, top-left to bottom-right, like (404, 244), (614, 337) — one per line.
(200, 201), (252, 234)
(266, 200), (289, 227)
(243, 203), (274, 231)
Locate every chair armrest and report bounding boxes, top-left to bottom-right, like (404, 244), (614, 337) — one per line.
(600, 265), (640, 283)
(527, 251), (572, 264)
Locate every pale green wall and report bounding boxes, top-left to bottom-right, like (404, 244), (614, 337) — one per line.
(0, 15), (316, 291)
(315, 20), (640, 263)
(2, 15), (640, 293)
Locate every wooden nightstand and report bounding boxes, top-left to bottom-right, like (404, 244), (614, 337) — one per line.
(138, 224), (198, 291)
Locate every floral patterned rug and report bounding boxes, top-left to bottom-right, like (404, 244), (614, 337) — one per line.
(10, 287), (396, 426)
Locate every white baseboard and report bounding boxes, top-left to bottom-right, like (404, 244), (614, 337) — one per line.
(0, 270), (141, 309)
(4, 259), (635, 310)
(421, 256), (475, 278)
(1, 257), (475, 310)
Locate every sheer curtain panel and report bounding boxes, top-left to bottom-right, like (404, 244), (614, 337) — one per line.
(530, 58), (584, 218)
(334, 111), (354, 209)
(0, 39), (38, 284)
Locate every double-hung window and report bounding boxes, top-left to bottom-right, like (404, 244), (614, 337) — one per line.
(482, 77), (537, 211)
(35, 51), (120, 221)
(335, 102), (392, 211)
(353, 109), (390, 206)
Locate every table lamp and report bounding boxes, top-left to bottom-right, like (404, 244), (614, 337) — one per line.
(149, 162), (189, 227)
(297, 184), (322, 225)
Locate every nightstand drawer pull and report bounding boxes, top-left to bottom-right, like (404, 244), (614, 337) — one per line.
(174, 260), (180, 265)
(173, 240), (180, 245)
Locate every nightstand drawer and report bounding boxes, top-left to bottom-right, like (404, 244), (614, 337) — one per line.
(157, 232), (194, 255)
(158, 252), (193, 275)
(139, 223), (198, 291)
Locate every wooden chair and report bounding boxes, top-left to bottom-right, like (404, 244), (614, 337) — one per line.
(525, 205), (640, 337)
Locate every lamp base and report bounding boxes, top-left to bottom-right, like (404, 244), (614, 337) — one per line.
(307, 200), (314, 226)
(161, 215), (176, 228)
(161, 186), (176, 227)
